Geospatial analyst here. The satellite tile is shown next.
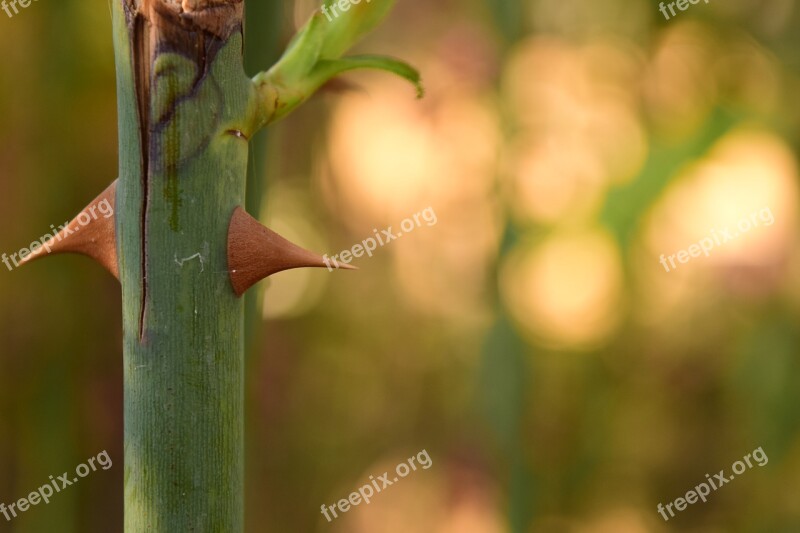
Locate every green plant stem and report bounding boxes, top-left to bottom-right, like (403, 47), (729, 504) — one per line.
(111, 3), (252, 530)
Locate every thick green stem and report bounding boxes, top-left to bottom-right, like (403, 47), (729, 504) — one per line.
(106, 1), (418, 530)
(111, 1), (253, 530)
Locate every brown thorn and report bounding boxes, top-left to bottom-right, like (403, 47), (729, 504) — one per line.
(227, 206), (355, 297)
(18, 180), (119, 280)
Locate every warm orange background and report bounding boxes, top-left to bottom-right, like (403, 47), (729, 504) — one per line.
(1, 0), (799, 531)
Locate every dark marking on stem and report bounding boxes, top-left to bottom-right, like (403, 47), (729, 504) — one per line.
(226, 129), (248, 140)
(133, 9), (152, 342)
(128, 0), (243, 340)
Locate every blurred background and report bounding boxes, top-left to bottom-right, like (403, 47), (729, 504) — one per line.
(1, 0), (800, 531)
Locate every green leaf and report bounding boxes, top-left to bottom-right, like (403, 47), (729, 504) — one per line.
(311, 55), (424, 98)
(250, 1), (422, 128)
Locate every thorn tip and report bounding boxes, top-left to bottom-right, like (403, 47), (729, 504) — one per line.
(18, 180), (119, 280)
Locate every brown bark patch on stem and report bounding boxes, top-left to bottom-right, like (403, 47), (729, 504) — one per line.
(130, 0), (244, 42)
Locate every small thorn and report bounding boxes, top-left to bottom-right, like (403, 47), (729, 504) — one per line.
(18, 180), (119, 280)
(227, 206), (355, 297)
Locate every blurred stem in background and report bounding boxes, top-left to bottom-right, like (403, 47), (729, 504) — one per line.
(484, 0), (526, 47)
(478, 1), (536, 530)
(242, 7), (284, 529)
(243, 0), (285, 358)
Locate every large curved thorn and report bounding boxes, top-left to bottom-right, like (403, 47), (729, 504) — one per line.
(227, 206), (355, 297)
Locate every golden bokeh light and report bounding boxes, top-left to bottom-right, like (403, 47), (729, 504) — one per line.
(501, 229), (624, 349)
(645, 127), (798, 269)
(322, 64), (503, 320)
(638, 127), (799, 329)
(392, 199), (502, 321)
(324, 74), (500, 228)
(503, 36), (647, 225)
(509, 134), (606, 225)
